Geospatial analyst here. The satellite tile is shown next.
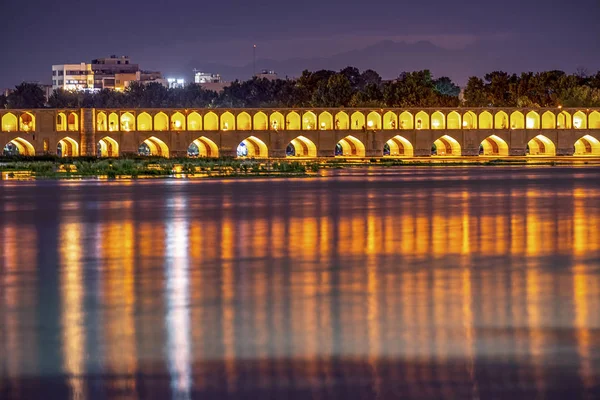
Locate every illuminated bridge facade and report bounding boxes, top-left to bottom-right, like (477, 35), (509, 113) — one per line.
(2, 108), (600, 158)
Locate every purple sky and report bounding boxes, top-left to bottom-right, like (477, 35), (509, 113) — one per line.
(1, 0), (599, 89)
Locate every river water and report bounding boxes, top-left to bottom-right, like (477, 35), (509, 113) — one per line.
(1, 166), (600, 399)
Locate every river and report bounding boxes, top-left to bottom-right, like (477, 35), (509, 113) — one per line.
(1, 166), (600, 399)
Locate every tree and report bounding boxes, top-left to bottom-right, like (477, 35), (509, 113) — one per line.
(462, 77), (488, 106)
(383, 70), (439, 107)
(311, 73), (354, 107)
(360, 69), (382, 89)
(0, 94), (7, 109)
(484, 71), (517, 106)
(434, 76), (460, 97)
(7, 82), (46, 108)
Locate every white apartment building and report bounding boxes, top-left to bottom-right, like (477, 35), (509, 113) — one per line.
(51, 63), (94, 91)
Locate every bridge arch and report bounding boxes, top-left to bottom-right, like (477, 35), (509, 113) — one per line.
(432, 135), (461, 156)
(527, 135), (555, 156)
(351, 111), (365, 130)
(57, 137), (79, 157)
(188, 112), (202, 131)
(220, 112), (235, 131)
(108, 112), (119, 131)
(237, 112), (251, 131)
(510, 111), (525, 129)
(494, 111), (509, 129)
(269, 111), (284, 131)
(431, 111), (445, 129)
(589, 111), (600, 129)
(526, 111), (540, 129)
(384, 135), (414, 157)
(253, 112), (268, 130)
(287, 135), (317, 157)
(302, 111), (317, 130)
(120, 112), (135, 131)
(334, 111), (349, 130)
(97, 111), (107, 131)
(67, 112), (79, 131)
(447, 111), (461, 129)
(366, 111), (381, 130)
(97, 136), (119, 157)
(154, 112), (169, 131)
(399, 111), (413, 129)
(4, 137), (35, 156)
(171, 112), (186, 131)
(383, 111), (397, 129)
(2, 113), (18, 132)
(204, 112), (219, 131)
(286, 111), (300, 130)
(480, 135), (508, 156)
(138, 112), (152, 131)
(415, 111), (429, 129)
(19, 112), (35, 132)
(237, 136), (268, 158)
(479, 111), (493, 129)
(56, 112), (67, 131)
(319, 111), (333, 130)
(189, 136), (219, 157)
(336, 135), (365, 157)
(139, 136), (169, 157)
(574, 135), (600, 156)
(463, 111), (477, 129)
(573, 111), (587, 129)
(558, 111), (571, 129)
(541, 111), (555, 129)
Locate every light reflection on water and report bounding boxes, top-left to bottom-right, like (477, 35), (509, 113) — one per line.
(1, 166), (600, 399)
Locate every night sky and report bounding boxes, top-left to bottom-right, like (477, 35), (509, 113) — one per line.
(1, 0), (599, 89)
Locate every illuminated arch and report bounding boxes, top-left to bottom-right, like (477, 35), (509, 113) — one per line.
(120, 112), (135, 131)
(480, 135), (509, 156)
(137, 112), (152, 131)
(526, 111), (540, 129)
(253, 112), (268, 130)
(269, 111), (284, 131)
(302, 111), (317, 130)
(399, 111), (414, 129)
(494, 111), (509, 129)
(479, 111), (493, 129)
(171, 112), (186, 131)
(383, 111), (397, 130)
(431, 111), (445, 129)
(573, 111), (587, 129)
(56, 112), (67, 131)
(432, 135), (461, 156)
(574, 135), (600, 156)
(139, 136), (169, 157)
(96, 112), (107, 131)
(510, 111), (524, 129)
(384, 135), (414, 157)
(462, 111), (477, 129)
(286, 111), (300, 130)
(366, 111), (382, 130)
(19, 112), (35, 132)
(527, 135), (556, 156)
(220, 111), (235, 131)
(187, 112), (202, 131)
(237, 136), (268, 158)
(154, 112), (169, 131)
(558, 111), (572, 129)
(97, 136), (119, 157)
(108, 112), (119, 132)
(287, 135), (317, 157)
(318, 111), (333, 130)
(447, 111), (461, 129)
(4, 137), (35, 156)
(236, 112), (251, 131)
(541, 111), (556, 129)
(57, 136), (79, 157)
(336, 135), (365, 157)
(67, 112), (79, 132)
(334, 111), (349, 130)
(189, 136), (219, 157)
(415, 111), (429, 129)
(204, 112), (218, 131)
(589, 111), (600, 129)
(351, 111), (366, 130)
(2, 113), (18, 132)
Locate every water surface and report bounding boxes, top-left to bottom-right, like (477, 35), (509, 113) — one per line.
(1, 166), (600, 399)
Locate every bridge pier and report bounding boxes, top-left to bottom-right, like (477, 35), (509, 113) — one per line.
(557, 147), (575, 156)
(461, 147), (480, 156)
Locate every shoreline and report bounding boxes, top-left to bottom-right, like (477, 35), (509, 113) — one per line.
(2, 157), (600, 181)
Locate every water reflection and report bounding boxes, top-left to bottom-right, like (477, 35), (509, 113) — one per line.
(1, 167), (600, 398)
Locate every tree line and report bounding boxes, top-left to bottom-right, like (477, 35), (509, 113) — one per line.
(2, 67), (600, 109)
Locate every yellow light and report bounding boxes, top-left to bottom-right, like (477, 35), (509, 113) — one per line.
(367, 120), (373, 128)
(174, 120), (182, 128)
(321, 122), (325, 128)
(574, 117), (582, 128)
(462, 120), (467, 127)
(432, 120), (440, 128)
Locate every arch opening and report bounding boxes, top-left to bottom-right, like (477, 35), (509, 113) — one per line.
(399, 111), (413, 129)
(334, 111), (349, 130)
(558, 111), (572, 129)
(573, 111), (587, 129)
(383, 111), (397, 130)
(589, 111), (600, 129)
(287, 135), (317, 157)
(447, 111), (461, 129)
(154, 112), (169, 131)
(269, 112), (284, 131)
(527, 135), (556, 156)
(574, 135), (600, 156)
(187, 112), (202, 131)
(526, 111), (540, 129)
(510, 111), (525, 129)
(3, 137), (35, 156)
(335, 135), (365, 157)
(97, 136), (119, 157)
(188, 136), (219, 157)
(541, 111), (556, 129)
(204, 112), (219, 131)
(237, 136), (268, 158)
(19, 112), (35, 132)
(479, 111), (492, 129)
(432, 135), (461, 156)
(237, 112), (251, 131)
(366, 111), (381, 130)
(494, 111), (509, 129)
(479, 135), (509, 156)
(415, 111), (429, 129)
(319, 111), (333, 130)
(171, 112), (186, 131)
(97, 112), (107, 131)
(253, 112), (268, 130)
(384, 135), (414, 157)
(220, 112), (235, 131)
(137, 112), (152, 131)
(302, 111), (317, 130)
(120, 112), (135, 131)
(57, 137), (79, 157)
(351, 111), (366, 130)
(108, 113), (119, 132)
(462, 111), (477, 129)
(2, 113), (18, 132)
(139, 136), (169, 157)
(286, 112), (300, 130)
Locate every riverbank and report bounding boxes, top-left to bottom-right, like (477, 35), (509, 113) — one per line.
(1, 156), (600, 180)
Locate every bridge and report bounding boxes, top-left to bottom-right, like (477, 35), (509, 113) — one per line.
(1, 107), (600, 158)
